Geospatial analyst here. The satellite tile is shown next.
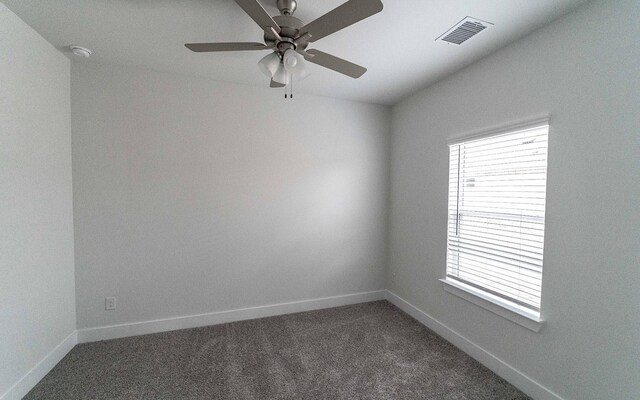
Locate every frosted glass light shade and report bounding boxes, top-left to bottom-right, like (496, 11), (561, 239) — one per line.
(272, 63), (290, 85)
(283, 49), (310, 81)
(284, 49), (298, 68)
(258, 52), (281, 78)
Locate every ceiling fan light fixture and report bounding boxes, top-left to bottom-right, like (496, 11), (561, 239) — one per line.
(258, 52), (281, 78)
(272, 63), (290, 85)
(283, 50), (309, 80)
(186, 0), (384, 89)
(284, 49), (298, 68)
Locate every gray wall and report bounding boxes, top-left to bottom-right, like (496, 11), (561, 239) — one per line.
(388, 0), (640, 399)
(72, 62), (390, 329)
(0, 4), (76, 396)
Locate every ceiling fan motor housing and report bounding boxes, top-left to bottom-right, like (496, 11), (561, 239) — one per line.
(264, 15), (308, 55)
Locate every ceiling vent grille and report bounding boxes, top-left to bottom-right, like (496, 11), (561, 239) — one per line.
(437, 17), (492, 45)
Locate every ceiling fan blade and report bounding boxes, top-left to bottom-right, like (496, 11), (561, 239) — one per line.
(185, 42), (272, 52)
(302, 49), (367, 78)
(298, 0), (383, 43)
(270, 79), (286, 88)
(234, 0), (281, 33)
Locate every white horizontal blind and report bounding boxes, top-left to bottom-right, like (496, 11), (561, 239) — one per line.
(446, 124), (549, 312)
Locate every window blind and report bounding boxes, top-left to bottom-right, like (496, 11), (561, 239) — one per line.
(446, 124), (549, 313)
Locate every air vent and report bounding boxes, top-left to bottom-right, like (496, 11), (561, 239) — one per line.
(437, 17), (492, 45)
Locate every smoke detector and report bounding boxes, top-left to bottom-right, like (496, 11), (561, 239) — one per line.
(69, 45), (92, 58)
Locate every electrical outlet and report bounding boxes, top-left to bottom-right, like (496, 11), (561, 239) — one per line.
(105, 297), (116, 311)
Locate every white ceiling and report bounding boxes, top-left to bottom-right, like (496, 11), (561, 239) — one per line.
(3, 0), (590, 105)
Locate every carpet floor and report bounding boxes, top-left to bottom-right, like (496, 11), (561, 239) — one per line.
(25, 301), (529, 399)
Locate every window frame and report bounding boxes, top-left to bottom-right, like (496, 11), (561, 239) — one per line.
(442, 117), (550, 331)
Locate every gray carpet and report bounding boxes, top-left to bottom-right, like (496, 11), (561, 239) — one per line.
(25, 301), (529, 399)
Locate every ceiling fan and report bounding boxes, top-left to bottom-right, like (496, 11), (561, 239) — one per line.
(185, 0), (383, 89)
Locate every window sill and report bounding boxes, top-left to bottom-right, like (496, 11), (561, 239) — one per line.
(439, 278), (544, 333)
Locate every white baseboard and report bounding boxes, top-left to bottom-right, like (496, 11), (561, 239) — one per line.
(2, 291), (560, 400)
(0, 330), (77, 400)
(78, 290), (386, 343)
(384, 290), (564, 400)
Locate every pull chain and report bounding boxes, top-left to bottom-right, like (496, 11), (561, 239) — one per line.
(284, 79), (294, 99)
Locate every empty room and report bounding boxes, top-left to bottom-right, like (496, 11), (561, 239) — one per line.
(1, 0), (638, 399)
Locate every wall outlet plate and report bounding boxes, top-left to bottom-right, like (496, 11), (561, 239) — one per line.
(105, 297), (116, 311)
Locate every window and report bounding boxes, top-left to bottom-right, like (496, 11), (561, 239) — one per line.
(445, 121), (549, 320)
